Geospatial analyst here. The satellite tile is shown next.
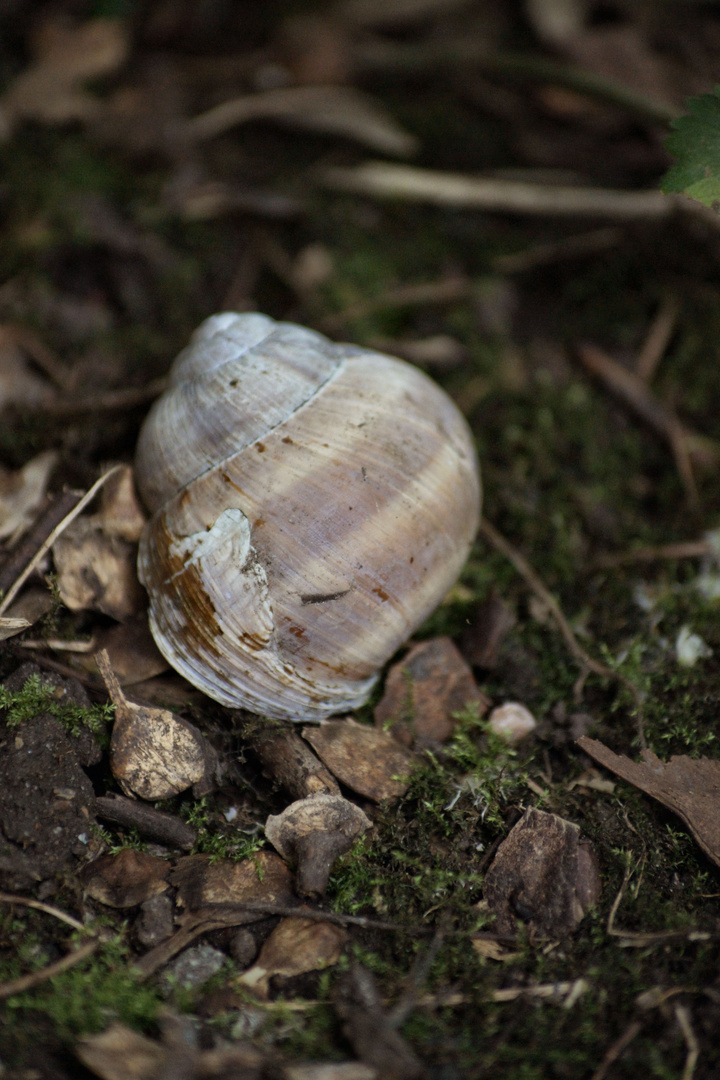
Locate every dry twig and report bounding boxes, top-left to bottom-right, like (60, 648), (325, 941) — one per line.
(0, 937), (99, 1001)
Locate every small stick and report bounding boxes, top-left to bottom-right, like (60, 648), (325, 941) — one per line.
(591, 540), (712, 569)
(479, 518), (646, 745)
(249, 726), (340, 799)
(96, 794), (197, 850)
(0, 490), (80, 598)
(577, 343), (702, 510)
(0, 891), (84, 931)
(322, 162), (672, 220)
(318, 275), (471, 334)
(635, 294), (681, 383)
(0, 937), (99, 1000)
(0, 465), (123, 616)
(675, 1003), (699, 1080)
(590, 1020), (643, 1080)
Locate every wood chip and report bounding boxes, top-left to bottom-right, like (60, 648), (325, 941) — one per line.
(304, 719), (417, 800)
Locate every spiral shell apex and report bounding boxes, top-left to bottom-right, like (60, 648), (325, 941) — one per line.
(135, 312), (481, 721)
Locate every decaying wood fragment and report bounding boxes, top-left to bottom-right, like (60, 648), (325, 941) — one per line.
(484, 807), (600, 937)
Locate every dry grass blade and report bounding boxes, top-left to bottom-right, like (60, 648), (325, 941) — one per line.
(0, 938), (99, 1000)
(322, 162), (672, 218)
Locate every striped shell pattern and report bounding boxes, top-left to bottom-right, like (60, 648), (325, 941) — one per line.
(135, 312), (481, 720)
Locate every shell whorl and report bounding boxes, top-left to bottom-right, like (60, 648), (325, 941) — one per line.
(136, 313), (481, 720)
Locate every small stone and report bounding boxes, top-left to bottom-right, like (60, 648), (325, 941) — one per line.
(135, 892), (174, 949)
(488, 701), (537, 745)
(162, 943), (226, 992)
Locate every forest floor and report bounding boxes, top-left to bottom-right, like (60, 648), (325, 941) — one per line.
(2, 1), (720, 1078)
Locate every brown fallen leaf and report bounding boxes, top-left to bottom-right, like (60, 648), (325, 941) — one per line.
(97, 650), (215, 800)
(80, 849), (170, 909)
(134, 852), (295, 978)
(53, 516), (145, 622)
(577, 735), (720, 868)
(303, 719), (417, 801)
(92, 465), (146, 543)
(0, 450), (57, 543)
(77, 1014), (266, 1080)
(0, 17), (129, 140)
(238, 914), (347, 999)
(265, 792), (371, 899)
(483, 808), (600, 938)
(71, 616), (167, 686)
(374, 636), (488, 747)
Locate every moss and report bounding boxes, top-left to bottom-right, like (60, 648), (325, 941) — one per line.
(0, 672), (114, 741)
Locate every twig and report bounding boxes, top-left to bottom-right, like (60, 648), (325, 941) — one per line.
(0, 891), (84, 931)
(635, 294), (681, 383)
(95, 794), (197, 851)
(354, 39), (678, 126)
(0, 465), (123, 616)
(321, 162), (673, 220)
(387, 918), (448, 1029)
(577, 343), (708, 510)
(675, 1004), (699, 1080)
(479, 518), (646, 744)
(0, 937), (99, 1001)
(591, 540), (712, 570)
(590, 1020), (643, 1080)
(492, 227), (623, 274)
(317, 276), (472, 334)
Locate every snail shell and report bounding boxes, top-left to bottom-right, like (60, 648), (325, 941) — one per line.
(135, 313), (481, 721)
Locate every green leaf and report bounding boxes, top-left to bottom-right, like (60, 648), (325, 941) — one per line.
(662, 87), (720, 210)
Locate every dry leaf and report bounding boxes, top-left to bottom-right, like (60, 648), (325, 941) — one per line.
(97, 650), (213, 800)
(265, 793), (371, 898)
(80, 849), (170, 909)
(0, 450), (57, 543)
(134, 852), (295, 978)
(72, 616), (167, 686)
(238, 915), (347, 999)
(77, 1022), (164, 1080)
(0, 18), (129, 140)
(374, 636), (488, 746)
(185, 85), (418, 157)
(92, 465), (146, 542)
(484, 808), (600, 938)
(53, 516), (145, 621)
(470, 936), (522, 962)
(578, 735), (720, 868)
(303, 719), (417, 801)
(0, 616), (31, 641)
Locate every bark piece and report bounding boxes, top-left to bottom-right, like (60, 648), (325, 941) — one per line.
(98, 650), (215, 800)
(484, 808), (600, 938)
(333, 962), (425, 1080)
(265, 793), (371, 898)
(95, 794), (197, 850)
(80, 848), (170, 908)
(251, 725), (340, 798)
(238, 914), (347, 999)
(578, 735), (720, 868)
(303, 720), (417, 801)
(374, 637), (488, 746)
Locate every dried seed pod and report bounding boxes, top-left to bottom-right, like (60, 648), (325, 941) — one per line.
(135, 313), (480, 720)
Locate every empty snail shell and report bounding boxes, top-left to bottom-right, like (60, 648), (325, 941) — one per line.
(135, 313), (481, 721)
